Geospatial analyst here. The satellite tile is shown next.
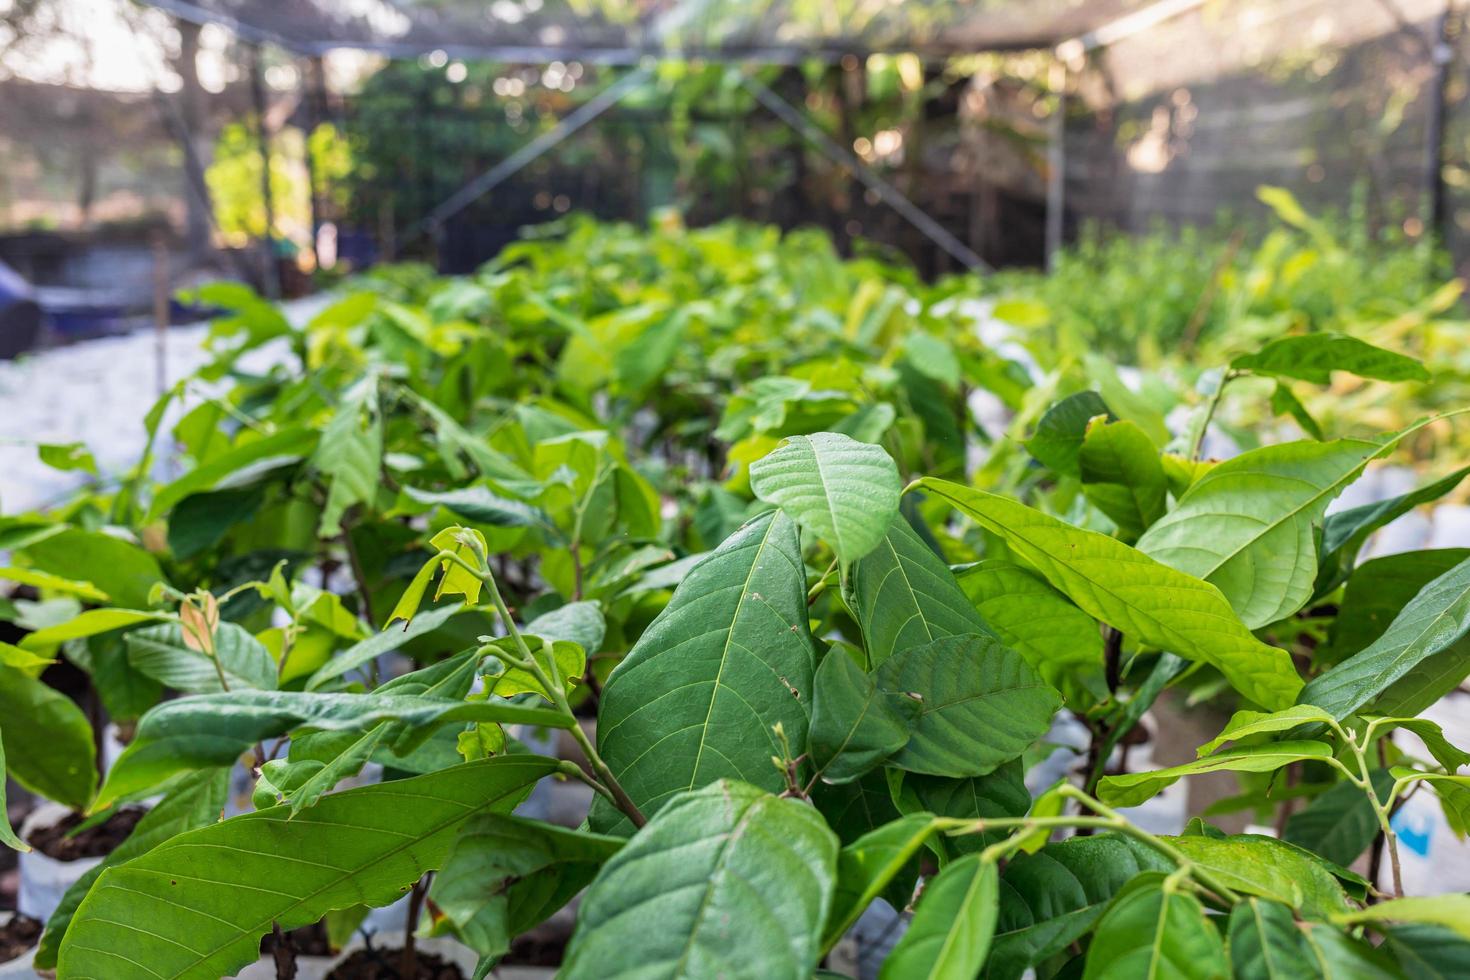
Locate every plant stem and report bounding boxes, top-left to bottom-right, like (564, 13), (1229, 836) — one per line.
(400, 875), (427, 978)
(1189, 369), (1237, 461)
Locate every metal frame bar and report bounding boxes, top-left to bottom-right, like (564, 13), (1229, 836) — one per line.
(739, 75), (988, 272)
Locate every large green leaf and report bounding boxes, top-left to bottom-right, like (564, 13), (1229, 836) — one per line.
(989, 834), (1171, 980)
(878, 854), (997, 980)
(166, 486), (265, 560)
(1026, 390), (1112, 478)
(1097, 741), (1334, 808)
(148, 426), (319, 518)
(1195, 704), (1337, 755)
(750, 432), (901, 566)
(892, 760), (1030, 857)
(524, 599), (606, 653)
(404, 484), (558, 534)
(850, 516), (994, 668)
(1316, 466), (1470, 596)
(1335, 895), (1470, 941)
(1283, 770), (1395, 867)
(0, 664), (96, 810)
(1300, 555), (1470, 720)
(563, 781), (838, 980)
(1382, 923), (1470, 980)
(58, 757), (556, 980)
(95, 689), (568, 809)
(916, 480), (1302, 709)
(1078, 418), (1166, 542)
(1081, 872), (1227, 979)
(429, 814), (621, 960)
(593, 511), (817, 829)
(313, 374), (383, 537)
(1228, 898), (1316, 980)
(1166, 834), (1350, 918)
(808, 648), (917, 784)
(1136, 438), (1383, 628)
(875, 633), (1059, 778)
(1231, 333), (1430, 384)
(956, 559), (1108, 706)
(824, 813), (937, 948)
(35, 769), (229, 970)
(125, 621), (277, 693)
(20, 528), (167, 610)
(1322, 550), (1470, 664)
(1299, 922), (1409, 977)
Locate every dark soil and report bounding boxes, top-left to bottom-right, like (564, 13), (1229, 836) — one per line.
(0, 913), (42, 964)
(259, 921), (335, 958)
(325, 948), (464, 979)
(501, 919), (569, 967)
(26, 807), (145, 861)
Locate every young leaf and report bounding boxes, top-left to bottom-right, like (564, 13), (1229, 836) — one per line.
(19, 608), (170, 649)
(563, 781), (838, 980)
(1231, 333), (1430, 384)
(956, 559), (1109, 706)
(95, 690), (569, 809)
(1081, 872), (1227, 979)
(125, 622), (278, 693)
(850, 515), (995, 668)
(34, 769), (229, 969)
(878, 854), (998, 980)
(876, 633), (1059, 778)
(1026, 390), (1112, 478)
(0, 566), (108, 602)
(808, 648), (918, 784)
(429, 814), (622, 961)
(749, 432), (901, 566)
(915, 480), (1302, 709)
(59, 757), (557, 980)
(1300, 555), (1470, 720)
(824, 813), (937, 949)
(1228, 898), (1316, 980)
(1097, 741), (1334, 808)
(313, 374), (383, 537)
(1335, 895), (1470, 941)
(989, 834), (1171, 979)
(593, 511), (817, 829)
(1196, 704), (1337, 756)
(1136, 438), (1384, 628)
(1077, 417), (1167, 541)
(0, 663), (97, 811)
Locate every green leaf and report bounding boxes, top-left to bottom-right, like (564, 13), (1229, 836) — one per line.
(1196, 704), (1337, 756)
(39, 441), (98, 474)
(59, 757), (557, 980)
(809, 648), (917, 784)
(166, 486), (266, 560)
(1166, 834), (1351, 917)
(35, 769), (229, 969)
(484, 636), (585, 700)
(1300, 555), (1470, 720)
(1232, 333), (1430, 384)
(1136, 438), (1384, 628)
(21, 528), (167, 610)
(0, 664), (96, 810)
(593, 511), (817, 830)
(20, 608), (170, 649)
(875, 633), (1059, 778)
(1316, 466), (1470, 596)
(0, 732), (27, 849)
(125, 622), (278, 693)
(308, 602), (465, 688)
(878, 854), (997, 980)
(1078, 418), (1166, 541)
(1283, 770), (1395, 867)
(813, 770), (904, 847)
(1097, 741), (1334, 808)
(892, 761), (1030, 856)
(1300, 921), (1409, 977)
(1228, 898), (1316, 980)
(1382, 923), (1470, 980)
(563, 781), (838, 980)
(1026, 391), (1112, 478)
(916, 479), (1302, 709)
(956, 559), (1109, 706)
(95, 690), (568, 809)
(824, 813), (937, 949)
(429, 814), (622, 960)
(1270, 382), (1324, 440)
(148, 426), (319, 518)
(989, 834), (1171, 979)
(1323, 550), (1470, 664)
(1336, 895), (1470, 941)
(850, 516), (995, 668)
(1374, 717), (1470, 772)
(313, 375), (383, 537)
(1082, 872), (1227, 979)
(749, 432), (901, 566)
(0, 566), (108, 602)
(404, 484), (558, 534)
(525, 600), (606, 653)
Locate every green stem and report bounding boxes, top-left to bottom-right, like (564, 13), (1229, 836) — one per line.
(1189, 369), (1238, 462)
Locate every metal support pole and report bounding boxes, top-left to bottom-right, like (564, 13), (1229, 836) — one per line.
(740, 74), (989, 273)
(407, 65), (656, 243)
(1045, 60), (1068, 270)
(250, 45), (280, 298)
